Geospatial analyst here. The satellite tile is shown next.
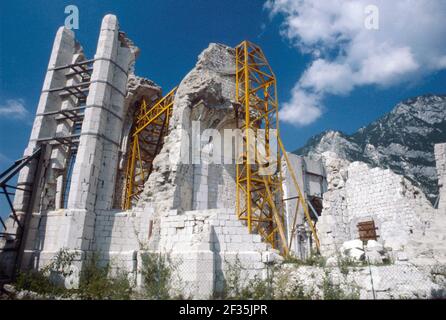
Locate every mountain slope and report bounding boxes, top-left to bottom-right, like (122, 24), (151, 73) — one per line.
(295, 95), (446, 203)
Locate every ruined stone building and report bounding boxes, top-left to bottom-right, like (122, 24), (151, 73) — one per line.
(0, 15), (445, 299)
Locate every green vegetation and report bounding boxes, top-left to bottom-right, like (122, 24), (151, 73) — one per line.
(321, 271), (360, 300)
(14, 249), (132, 299)
(77, 253), (133, 300)
(283, 251), (326, 267)
(15, 248), (77, 297)
(139, 252), (177, 299)
(12, 248), (366, 300)
(220, 254), (358, 300)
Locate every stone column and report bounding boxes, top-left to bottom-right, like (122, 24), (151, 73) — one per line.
(0, 27), (81, 274)
(12, 27), (78, 218)
(65, 15), (137, 250)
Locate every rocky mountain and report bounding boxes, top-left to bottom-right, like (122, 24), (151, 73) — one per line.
(295, 94), (446, 204)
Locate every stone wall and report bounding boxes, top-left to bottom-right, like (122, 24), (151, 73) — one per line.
(435, 143), (446, 213)
(148, 208), (280, 298)
(317, 152), (436, 261)
(280, 264), (443, 299)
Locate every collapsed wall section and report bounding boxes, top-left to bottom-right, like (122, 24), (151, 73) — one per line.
(317, 151), (439, 263)
(136, 44), (239, 250)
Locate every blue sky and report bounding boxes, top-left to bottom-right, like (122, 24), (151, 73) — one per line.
(0, 1), (445, 218)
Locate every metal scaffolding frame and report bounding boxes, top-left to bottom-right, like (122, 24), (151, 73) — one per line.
(235, 40), (287, 254)
(122, 87), (177, 210)
(0, 60), (92, 242)
(52, 59), (94, 82)
(235, 41), (319, 256)
(0, 147), (42, 236)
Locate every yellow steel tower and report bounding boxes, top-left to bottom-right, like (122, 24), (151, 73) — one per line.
(235, 40), (319, 256)
(235, 41), (288, 255)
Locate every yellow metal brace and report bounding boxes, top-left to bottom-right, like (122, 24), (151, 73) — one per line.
(123, 87), (177, 210)
(278, 138), (320, 250)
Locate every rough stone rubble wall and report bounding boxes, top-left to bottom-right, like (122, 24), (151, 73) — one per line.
(435, 143), (446, 213)
(135, 43), (240, 249)
(344, 162), (434, 250)
(316, 148), (446, 266)
(315, 154), (351, 255)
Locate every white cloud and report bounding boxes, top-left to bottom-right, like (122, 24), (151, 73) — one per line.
(279, 86), (322, 125)
(0, 99), (28, 119)
(266, 0), (446, 125)
(357, 46), (419, 85)
(300, 59), (354, 95)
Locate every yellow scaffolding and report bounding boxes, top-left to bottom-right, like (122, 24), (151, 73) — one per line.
(123, 87), (177, 210)
(235, 40), (319, 256)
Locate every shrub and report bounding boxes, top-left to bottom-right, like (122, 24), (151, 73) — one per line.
(274, 267), (315, 300)
(221, 255), (246, 299)
(15, 250), (133, 300)
(15, 248), (77, 297)
(321, 271), (359, 300)
(221, 256), (315, 300)
(15, 269), (65, 298)
(78, 253), (133, 300)
(140, 252), (175, 299)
